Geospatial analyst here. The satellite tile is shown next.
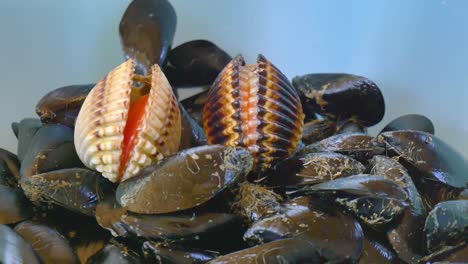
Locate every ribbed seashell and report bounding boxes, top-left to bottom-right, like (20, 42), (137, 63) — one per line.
(74, 59), (181, 182)
(203, 54), (304, 172)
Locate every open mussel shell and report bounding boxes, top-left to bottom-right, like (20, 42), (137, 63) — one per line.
(74, 59), (181, 183)
(232, 182), (282, 223)
(0, 148), (20, 188)
(424, 200), (468, 253)
(380, 114), (434, 134)
(0, 185), (32, 224)
(116, 145), (253, 214)
(301, 119), (337, 144)
(292, 73), (385, 126)
(244, 196), (364, 262)
(21, 168), (112, 216)
(0, 225), (41, 264)
(14, 220), (79, 264)
(142, 241), (218, 263)
(180, 90), (208, 126)
(15, 118), (42, 162)
(271, 151), (365, 187)
(87, 240), (143, 264)
(379, 130), (468, 206)
(119, 0), (176, 74)
(299, 133), (385, 162)
(203, 54), (304, 173)
(369, 155), (427, 262)
(164, 40), (232, 87)
(35, 84), (94, 127)
(290, 175), (408, 229)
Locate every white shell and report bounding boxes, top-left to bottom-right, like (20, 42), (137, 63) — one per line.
(74, 60), (181, 182)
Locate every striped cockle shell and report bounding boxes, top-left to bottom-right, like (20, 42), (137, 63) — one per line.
(74, 59), (181, 182)
(203, 54), (304, 172)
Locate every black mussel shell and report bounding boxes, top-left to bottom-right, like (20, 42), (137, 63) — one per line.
(459, 189), (468, 199)
(209, 238), (345, 264)
(359, 236), (401, 264)
(21, 168), (111, 216)
(11, 122), (19, 138)
(35, 84), (94, 127)
(370, 156), (427, 262)
(87, 240), (143, 264)
(116, 145), (253, 214)
(0, 224), (41, 264)
(0, 184), (32, 224)
(0, 148), (20, 188)
(119, 0), (177, 75)
(14, 220), (79, 264)
(271, 152), (365, 187)
(290, 175), (408, 229)
(424, 200), (468, 253)
(180, 90), (208, 126)
(19, 124), (83, 179)
(417, 242), (467, 264)
(379, 130), (468, 206)
(244, 196), (364, 262)
(16, 118), (42, 162)
(292, 73), (385, 126)
(336, 119), (368, 134)
(302, 119), (337, 144)
(299, 133), (385, 162)
(232, 182), (282, 224)
(380, 114), (434, 134)
(164, 40), (232, 87)
(142, 241), (217, 263)
(95, 198), (241, 243)
(179, 103), (207, 150)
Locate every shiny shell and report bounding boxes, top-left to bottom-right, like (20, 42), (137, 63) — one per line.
(203, 54), (304, 172)
(74, 59), (181, 182)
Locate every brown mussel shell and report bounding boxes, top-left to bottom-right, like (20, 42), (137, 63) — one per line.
(271, 151), (365, 187)
(203, 54), (304, 173)
(14, 221), (79, 264)
(35, 84), (94, 127)
(292, 73), (385, 126)
(87, 240), (143, 264)
(0, 185), (32, 224)
(21, 168), (111, 216)
(0, 148), (20, 188)
(142, 241), (218, 263)
(290, 175), (409, 229)
(423, 200), (468, 253)
(119, 0), (177, 74)
(15, 118), (42, 162)
(299, 133), (385, 163)
(302, 119), (337, 144)
(0, 225), (41, 264)
(244, 196), (364, 262)
(379, 130), (468, 207)
(380, 114), (434, 134)
(116, 145), (253, 214)
(164, 40), (232, 87)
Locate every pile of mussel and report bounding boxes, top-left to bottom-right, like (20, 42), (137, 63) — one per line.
(1, 0), (467, 263)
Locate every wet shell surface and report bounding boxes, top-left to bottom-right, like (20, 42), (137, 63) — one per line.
(203, 54), (304, 172)
(74, 59), (181, 182)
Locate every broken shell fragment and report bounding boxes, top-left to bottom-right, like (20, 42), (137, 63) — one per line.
(203, 54), (304, 172)
(116, 145), (253, 214)
(74, 59), (181, 183)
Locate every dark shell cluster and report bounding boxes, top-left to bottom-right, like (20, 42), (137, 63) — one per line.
(2, 0), (467, 263)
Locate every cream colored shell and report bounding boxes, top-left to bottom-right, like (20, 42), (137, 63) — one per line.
(74, 59), (181, 182)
